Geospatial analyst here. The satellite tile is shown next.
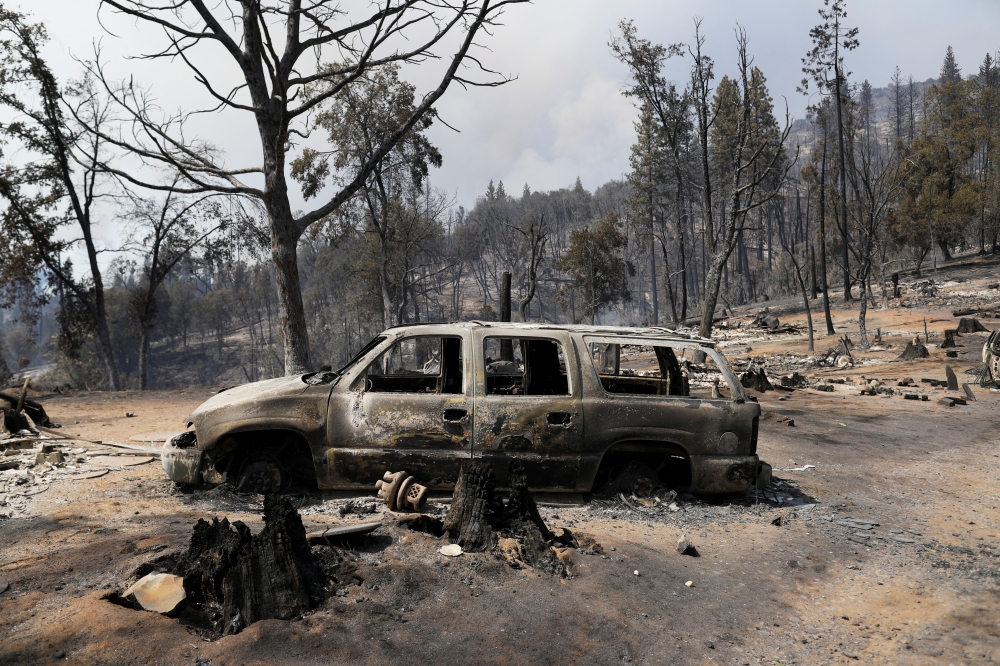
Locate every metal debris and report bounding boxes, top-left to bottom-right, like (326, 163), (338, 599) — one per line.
(375, 470), (429, 512)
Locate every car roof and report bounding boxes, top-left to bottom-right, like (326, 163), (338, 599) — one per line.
(382, 321), (714, 347)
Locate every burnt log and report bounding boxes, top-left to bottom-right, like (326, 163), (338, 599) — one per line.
(956, 317), (988, 334)
(442, 461), (500, 552)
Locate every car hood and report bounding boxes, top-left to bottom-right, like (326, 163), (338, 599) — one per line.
(189, 375), (330, 450)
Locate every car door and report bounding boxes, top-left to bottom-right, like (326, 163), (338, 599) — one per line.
(329, 333), (473, 489)
(471, 329), (582, 490)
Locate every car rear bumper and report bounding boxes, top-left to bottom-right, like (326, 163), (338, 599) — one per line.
(689, 454), (760, 494)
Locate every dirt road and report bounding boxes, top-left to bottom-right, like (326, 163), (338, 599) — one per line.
(2, 290), (999, 664)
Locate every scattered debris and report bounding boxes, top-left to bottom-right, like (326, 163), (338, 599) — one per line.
(938, 396), (967, 407)
(337, 499), (379, 516)
(962, 383), (977, 401)
(763, 413), (795, 427)
(89, 455), (156, 467)
(375, 470), (428, 512)
(34, 444), (64, 465)
(124, 411), (135, 418)
(903, 394), (929, 401)
(121, 573), (186, 614)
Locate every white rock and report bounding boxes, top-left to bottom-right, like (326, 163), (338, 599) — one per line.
(439, 544), (463, 557)
(685, 580), (695, 587)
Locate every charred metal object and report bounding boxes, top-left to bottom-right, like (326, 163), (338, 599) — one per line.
(375, 470), (428, 512)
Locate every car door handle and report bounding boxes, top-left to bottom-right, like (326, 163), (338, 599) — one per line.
(443, 409), (468, 422)
(547, 412), (574, 426)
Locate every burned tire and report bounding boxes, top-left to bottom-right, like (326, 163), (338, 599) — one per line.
(236, 456), (288, 494)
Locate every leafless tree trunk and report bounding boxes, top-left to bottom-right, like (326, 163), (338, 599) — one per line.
(88, 0), (527, 374)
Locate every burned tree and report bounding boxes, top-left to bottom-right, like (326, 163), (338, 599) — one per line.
(89, 0), (529, 374)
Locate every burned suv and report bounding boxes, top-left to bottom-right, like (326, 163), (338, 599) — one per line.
(163, 323), (765, 495)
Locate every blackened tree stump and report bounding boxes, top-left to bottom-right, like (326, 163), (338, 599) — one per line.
(442, 461), (500, 552)
(173, 495), (323, 636)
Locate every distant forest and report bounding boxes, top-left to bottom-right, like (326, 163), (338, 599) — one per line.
(0, 1), (998, 390)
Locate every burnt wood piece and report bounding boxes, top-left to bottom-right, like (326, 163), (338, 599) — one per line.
(946, 366), (959, 391)
(941, 330), (958, 348)
(221, 496), (322, 634)
(442, 461), (501, 552)
(956, 317), (988, 334)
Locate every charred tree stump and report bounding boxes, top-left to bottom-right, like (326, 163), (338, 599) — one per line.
(898, 337), (930, 360)
(956, 318), (988, 334)
(501, 461), (565, 571)
(945, 365), (959, 391)
(172, 496), (322, 636)
(442, 462), (500, 552)
(221, 496), (322, 634)
(941, 330), (958, 348)
(740, 367), (773, 392)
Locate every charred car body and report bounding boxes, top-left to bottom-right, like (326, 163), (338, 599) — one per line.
(163, 323), (767, 495)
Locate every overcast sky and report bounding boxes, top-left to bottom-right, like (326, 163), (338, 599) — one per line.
(29, 0), (1000, 217)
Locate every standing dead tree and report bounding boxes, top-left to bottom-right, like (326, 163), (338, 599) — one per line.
(779, 185), (815, 351)
(848, 120), (903, 348)
(801, 0), (859, 303)
(87, 0), (528, 374)
(514, 213), (547, 320)
(697, 28), (793, 342)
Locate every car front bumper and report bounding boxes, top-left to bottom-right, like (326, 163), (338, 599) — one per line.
(162, 432), (203, 484)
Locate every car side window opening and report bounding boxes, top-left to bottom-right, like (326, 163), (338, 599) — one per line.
(587, 342), (732, 399)
(484, 337), (570, 396)
(364, 336), (464, 394)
